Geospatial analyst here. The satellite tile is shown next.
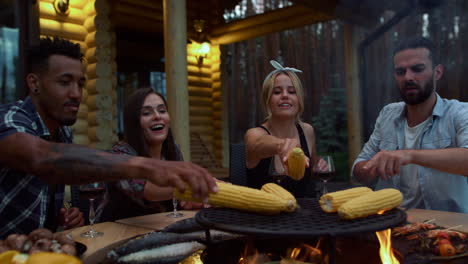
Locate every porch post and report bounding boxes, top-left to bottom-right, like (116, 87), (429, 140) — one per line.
(343, 24), (363, 179)
(163, 0), (191, 160)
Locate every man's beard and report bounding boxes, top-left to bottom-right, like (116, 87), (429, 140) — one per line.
(399, 79), (434, 105)
(59, 117), (77, 126)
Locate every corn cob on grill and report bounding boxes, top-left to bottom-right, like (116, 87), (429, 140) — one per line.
(337, 188), (403, 220)
(319, 187), (373, 213)
(287, 147), (306, 180)
(261, 183), (297, 211)
(174, 182), (297, 214)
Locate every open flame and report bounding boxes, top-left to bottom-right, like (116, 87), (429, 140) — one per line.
(285, 242), (323, 263)
(375, 229), (400, 264)
(237, 239), (323, 264)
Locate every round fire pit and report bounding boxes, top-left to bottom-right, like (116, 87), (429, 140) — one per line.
(196, 198), (406, 238)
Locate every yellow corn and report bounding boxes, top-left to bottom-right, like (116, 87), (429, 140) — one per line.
(319, 187), (373, 213)
(261, 183), (297, 211)
(337, 188), (403, 220)
(287, 147), (306, 180)
(174, 182), (296, 214)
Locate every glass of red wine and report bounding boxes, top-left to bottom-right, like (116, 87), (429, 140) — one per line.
(269, 155), (287, 184)
(313, 155), (335, 195)
(79, 182), (105, 238)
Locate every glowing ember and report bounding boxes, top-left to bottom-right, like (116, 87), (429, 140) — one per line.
(376, 229), (400, 264)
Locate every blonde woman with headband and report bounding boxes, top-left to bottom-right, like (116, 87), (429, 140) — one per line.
(244, 60), (320, 198)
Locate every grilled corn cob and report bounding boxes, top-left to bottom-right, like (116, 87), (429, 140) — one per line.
(174, 182), (297, 214)
(261, 183), (297, 211)
(337, 188), (403, 220)
(287, 148), (306, 180)
(319, 187), (373, 213)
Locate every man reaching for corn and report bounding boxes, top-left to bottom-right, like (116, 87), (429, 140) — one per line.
(352, 37), (468, 213)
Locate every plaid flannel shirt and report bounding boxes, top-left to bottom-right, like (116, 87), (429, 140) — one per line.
(0, 97), (71, 238)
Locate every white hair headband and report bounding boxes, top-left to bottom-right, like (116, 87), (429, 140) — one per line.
(269, 60), (302, 73)
(264, 60), (302, 83)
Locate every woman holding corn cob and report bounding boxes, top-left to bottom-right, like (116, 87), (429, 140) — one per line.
(245, 60), (325, 198)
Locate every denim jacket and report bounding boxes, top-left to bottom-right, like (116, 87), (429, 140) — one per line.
(352, 94), (468, 213)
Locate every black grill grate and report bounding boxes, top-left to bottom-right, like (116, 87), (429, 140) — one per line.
(196, 198), (406, 238)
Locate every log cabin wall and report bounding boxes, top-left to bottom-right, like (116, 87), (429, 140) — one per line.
(210, 45), (223, 163)
(186, 43), (223, 165)
(39, 0), (118, 149)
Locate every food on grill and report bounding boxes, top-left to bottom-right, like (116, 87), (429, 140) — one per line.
(393, 222), (438, 236)
(393, 222), (468, 258)
(107, 232), (206, 264)
(261, 183), (298, 211)
(287, 147), (306, 180)
(319, 187), (373, 213)
(174, 181), (297, 214)
(26, 252), (81, 264)
(438, 239), (456, 256)
(0, 250), (20, 263)
(0, 228), (79, 262)
(337, 188), (403, 220)
(0, 250), (80, 264)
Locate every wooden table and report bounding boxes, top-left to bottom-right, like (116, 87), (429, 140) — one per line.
(73, 208), (467, 263)
(406, 208), (468, 232)
(68, 210), (197, 264)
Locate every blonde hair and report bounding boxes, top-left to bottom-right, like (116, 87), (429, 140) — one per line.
(261, 70), (304, 122)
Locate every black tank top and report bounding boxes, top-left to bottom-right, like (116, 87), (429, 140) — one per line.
(246, 123), (316, 198)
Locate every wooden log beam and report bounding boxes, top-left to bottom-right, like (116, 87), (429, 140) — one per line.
(189, 97), (212, 107)
(343, 24), (364, 176)
(77, 104), (88, 119)
(119, 0), (163, 11)
(87, 94), (112, 112)
(164, 0), (190, 160)
(88, 126), (113, 142)
(188, 76), (212, 88)
(188, 86), (212, 97)
(88, 110), (112, 127)
(187, 65), (212, 77)
(84, 15), (96, 33)
(73, 134), (90, 146)
(40, 18), (87, 41)
(189, 106), (213, 116)
(191, 126), (213, 135)
(114, 2), (163, 22)
(71, 119), (87, 134)
(211, 6), (335, 45)
(113, 13), (164, 34)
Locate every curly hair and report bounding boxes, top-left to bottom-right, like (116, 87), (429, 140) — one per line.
(27, 36), (83, 74)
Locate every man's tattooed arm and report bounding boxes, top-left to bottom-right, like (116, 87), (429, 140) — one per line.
(0, 132), (218, 199)
(0, 133), (140, 184)
(39, 143), (134, 184)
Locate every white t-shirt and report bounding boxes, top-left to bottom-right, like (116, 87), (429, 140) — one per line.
(400, 117), (431, 209)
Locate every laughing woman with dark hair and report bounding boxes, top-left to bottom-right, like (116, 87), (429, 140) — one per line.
(101, 88), (188, 221)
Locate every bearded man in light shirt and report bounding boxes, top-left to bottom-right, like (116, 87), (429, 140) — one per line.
(352, 37), (468, 213)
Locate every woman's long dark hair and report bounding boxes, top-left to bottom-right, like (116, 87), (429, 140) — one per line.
(123, 88), (180, 161)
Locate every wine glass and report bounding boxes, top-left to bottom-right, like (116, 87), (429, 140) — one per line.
(269, 155), (287, 184)
(313, 155), (335, 195)
(166, 196), (183, 218)
(79, 182), (105, 238)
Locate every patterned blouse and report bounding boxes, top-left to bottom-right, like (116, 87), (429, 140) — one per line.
(99, 141), (182, 221)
